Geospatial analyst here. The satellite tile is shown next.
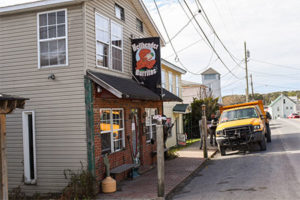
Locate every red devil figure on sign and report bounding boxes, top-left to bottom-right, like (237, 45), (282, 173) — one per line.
(136, 49), (156, 70)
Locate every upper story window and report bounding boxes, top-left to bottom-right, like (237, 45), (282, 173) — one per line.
(161, 70), (166, 89)
(38, 9), (68, 68)
(115, 4), (125, 21)
(136, 18), (143, 33)
(175, 75), (179, 96)
(96, 13), (123, 72)
(169, 72), (173, 93)
(204, 74), (216, 80)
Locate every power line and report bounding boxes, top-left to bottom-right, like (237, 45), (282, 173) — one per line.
(153, 0), (203, 75)
(250, 59), (300, 71)
(195, 0), (243, 67)
(182, 0), (239, 79)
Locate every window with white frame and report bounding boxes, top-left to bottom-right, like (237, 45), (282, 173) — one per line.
(38, 9), (67, 68)
(100, 109), (125, 154)
(175, 75), (179, 96)
(115, 4), (125, 21)
(161, 70), (166, 89)
(136, 18), (143, 33)
(169, 72), (173, 93)
(96, 13), (123, 71)
(145, 108), (158, 143)
(22, 111), (37, 184)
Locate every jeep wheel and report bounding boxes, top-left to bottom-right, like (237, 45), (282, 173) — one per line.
(266, 124), (271, 143)
(259, 136), (267, 151)
(219, 146), (226, 156)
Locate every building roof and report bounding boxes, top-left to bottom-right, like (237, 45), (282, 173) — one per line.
(173, 104), (190, 113)
(0, 0), (165, 45)
(201, 67), (220, 75)
(87, 70), (182, 102)
(0, 94), (29, 113)
(269, 94), (296, 107)
(181, 80), (206, 88)
(161, 59), (186, 74)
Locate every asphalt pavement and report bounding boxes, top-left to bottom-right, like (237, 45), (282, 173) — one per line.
(170, 119), (300, 200)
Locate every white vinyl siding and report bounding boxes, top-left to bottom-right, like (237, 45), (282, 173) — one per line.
(22, 111), (37, 184)
(95, 13), (123, 72)
(100, 109), (125, 154)
(37, 9), (68, 68)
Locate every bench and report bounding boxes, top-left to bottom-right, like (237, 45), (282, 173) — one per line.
(110, 163), (139, 178)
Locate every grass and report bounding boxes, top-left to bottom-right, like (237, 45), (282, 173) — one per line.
(168, 138), (200, 155)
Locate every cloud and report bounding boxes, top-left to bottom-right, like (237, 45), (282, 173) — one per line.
(143, 0), (300, 95)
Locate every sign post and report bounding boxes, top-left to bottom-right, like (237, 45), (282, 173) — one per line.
(202, 104), (208, 158)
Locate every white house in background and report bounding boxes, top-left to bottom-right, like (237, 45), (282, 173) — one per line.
(181, 80), (207, 104)
(268, 94), (296, 119)
(289, 96), (300, 112)
(201, 68), (222, 104)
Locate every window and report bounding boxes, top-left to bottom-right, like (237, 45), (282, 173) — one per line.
(115, 4), (125, 20)
(286, 106), (289, 110)
(38, 9), (67, 68)
(161, 70), (166, 89)
(100, 109), (125, 154)
(145, 108), (158, 143)
(22, 111), (37, 184)
(175, 75), (179, 96)
(290, 107), (293, 109)
(96, 13), (123, 71)
(136, 18), (143, 33)
(283, 99), (286, 104)
(169, 72), (173, 93)
(204, 74), (216, 80)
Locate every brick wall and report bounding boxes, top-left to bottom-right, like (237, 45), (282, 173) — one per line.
(92, 84), (163, 181)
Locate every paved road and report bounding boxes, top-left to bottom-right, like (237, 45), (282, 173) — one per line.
(170, 119), (300, 200)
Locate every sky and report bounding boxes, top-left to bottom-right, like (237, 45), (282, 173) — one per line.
(143, 0), (300, 96)
(1, 0), (300, 96)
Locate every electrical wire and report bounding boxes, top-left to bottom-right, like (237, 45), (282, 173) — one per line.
(153, 0), (204, 75)
(182, 0), (239, 79)
(250, 59), (300, 71)
(195, 0), (243, 66)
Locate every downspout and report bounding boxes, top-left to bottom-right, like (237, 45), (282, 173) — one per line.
(83, 1), (87, 73)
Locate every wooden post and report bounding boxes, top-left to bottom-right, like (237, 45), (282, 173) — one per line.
(0, 114), (8, 200)
(156, 120), (164, 198)
(202, 105), (208, 158)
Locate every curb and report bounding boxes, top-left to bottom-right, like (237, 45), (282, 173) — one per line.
(164, 149), (218, 200)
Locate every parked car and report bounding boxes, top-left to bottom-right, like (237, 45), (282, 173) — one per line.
(288, 113), (300, 119)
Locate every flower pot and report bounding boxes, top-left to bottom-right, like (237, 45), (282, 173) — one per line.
(101, 176), (116, 193)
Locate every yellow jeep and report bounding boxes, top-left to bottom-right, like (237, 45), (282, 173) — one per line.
(216, 100), (271, 156)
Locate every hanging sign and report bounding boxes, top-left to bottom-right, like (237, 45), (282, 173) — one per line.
(132, 37), (161, 95)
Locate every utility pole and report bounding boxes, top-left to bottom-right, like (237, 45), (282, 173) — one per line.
(244, 41), (249, 102)
(202, 104), (208, 158)
(156, 117), (164, 198)
(250, 74), (254, 100)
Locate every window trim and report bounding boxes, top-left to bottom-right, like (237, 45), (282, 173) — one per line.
(114, 3), (125, 21)
(37, 8), (68, 69)
(175, 75), (179, 96)
(95, 12), (124, 72)
(145, 108), (157, 143)
(169, 72), (173, 93)
(136, 18), (143, 33)
(22, 111), (37, 184)
(100, 108), (125, 153)
(161, 69), (166, 89)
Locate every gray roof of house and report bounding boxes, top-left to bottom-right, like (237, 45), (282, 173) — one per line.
(87, 70), (182, 102)
(201, 67), (220, 75)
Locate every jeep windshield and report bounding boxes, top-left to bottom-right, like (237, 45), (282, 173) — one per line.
(220, 107), (259, 123)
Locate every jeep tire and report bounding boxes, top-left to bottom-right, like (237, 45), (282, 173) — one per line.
(266, 123), (271, 143)
(259, 135), (267, 151)
(219, 146), (226, 156)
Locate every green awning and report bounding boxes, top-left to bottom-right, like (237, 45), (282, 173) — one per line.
(173, 104), (190, 114)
